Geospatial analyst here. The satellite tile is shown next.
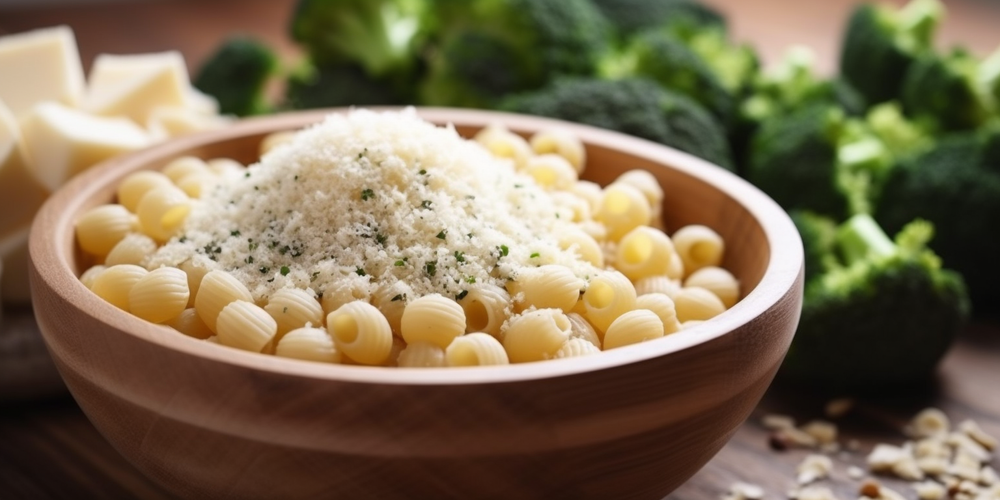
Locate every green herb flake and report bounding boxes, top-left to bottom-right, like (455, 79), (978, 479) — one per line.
(499, 245), (509, 257)
(421, 200), (433, 209)
(259, 266), (270, 274)
(394, 260), (406, 267)
(530, 252), (540, 258)
(391, 294), (404, 302)
(355, 267), (367, 276)
(230, 230), (241, 237)
(311, 271), (320, 282)
(280, 266), (290, 276)
(361, 188), (375, 201)
(454, 250), (465, 263)
(456, 290), (469, 301)
(436, 230), (447, 240)
(245, 256), (254, 264)
(465, 276), (476, 284)
(425, 261), (437, 277)
(418, 169), (427, 175)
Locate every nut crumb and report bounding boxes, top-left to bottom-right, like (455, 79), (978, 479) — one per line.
(847, 465), (866, 479)
(722, 481), (765, 500)
(867, 444), (908, 472)
(958, 420), (998, 451)
(907, 408), (950, 439)
(801, 420), (838, 446)
(824, 398), (854, 419)
(763, 414), (796, 430)
(912, 480), (946, 500)
(796, 454), (833, 485)
(859, 478), (881, 498)
(792, 485), (840, 500)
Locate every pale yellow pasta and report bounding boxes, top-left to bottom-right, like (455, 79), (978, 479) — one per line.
(129, 267), (190, 323)
(206, 158), (245, 177)
(458, 284), (510, 338)
(673, 286), (726, 323)
(179, 258), (210, 308)
(614, 169), (664, 219)
(326, 301), (393, 365)
(275, 327), (341, 363)
(595, 182), (651, 242)
(396, 341), (446, 368)
(571, 180), (604, 214)
(136, 185), (192, 241)
(666, 248), (685, 280)
(204, 335), (220, 344)
(581, 270), (637, 333)
(554, 226), (603, 267)
(117, 171), (173, 212)
(635, 293), (681, 335)
(684, 266), (740, 309)
(554, 337), (601, 358)
(104, 232), (157, 267)
(633, 275), (681, 298)
(671, 225), (724, 276)
(614, 226), (676, 281)
(566, 312), (601, 349)
(549, 191), (591, 223)
(176, 171), (219, 199)
(264, 288), (324, 338)
(578, 219), (608, 242)
(473, 123), (532, 170)
(79, 265), (106, 289)
(90, 264), (149, 310)
(161, 156), (209, 183)
(320, 279), (370, 316)
(195, 269), (253, 332)
(508, 264), (582, 313)
(681, 320), (705, 329)
(371, 281), (413, 335)
(216, 300), (278, 353)
(446, 333), (510, 367)
(166, 308), (213, 340)
(502, 308), (571, 363)
(603, 309), (664, 350)
(76, 204), (137, 257)
(259, 131), (297, 156)
(524, 154), (577, 191)
(383, 336), (407, 367)
(400, 293), (466, 348)
(529, 128), (586, 174)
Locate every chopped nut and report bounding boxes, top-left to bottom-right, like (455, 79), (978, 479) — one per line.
(877, 484), (907, 500)
(958, 420), (998, 451)
(722, 482), (765, 500)
(914, 437), (950, 459)
(763, 413), (797, 430)
(794, 485), (840, 500)
(949, 432), (992, 462)
(847, 465), (866, 479)
(797, 454), (833, 484)
(801, 420), (838, 445)
(980, 466), (999, 486)
(819, 442), (840, 454)
(916, 456), (949, 476)
(958, 479), (979, 494)
(772, 427), (819, 450)
(892, 454), (926, 481)
(909, 408), (951, 439)
(769, 433), (790, 451)
(867, 444), (909, 472)
(859, 478), (882, 498)
(824, 398), (855, 419)
(912, 480), (946, 500)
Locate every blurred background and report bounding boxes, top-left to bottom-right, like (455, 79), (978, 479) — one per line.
(2, 0), (999, 76)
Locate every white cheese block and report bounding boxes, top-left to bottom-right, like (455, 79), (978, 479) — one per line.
(0, 99), (48, 237)
(20, 101), (151, 192)
(187, 87), (221, 115)
(147, 105), (231, 139)
(0, 224), (31, 304)
(0, 26), (85, 118)
(84, 51), (191, 125)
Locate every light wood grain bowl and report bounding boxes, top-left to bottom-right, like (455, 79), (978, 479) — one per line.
(29, 108), (803, 500)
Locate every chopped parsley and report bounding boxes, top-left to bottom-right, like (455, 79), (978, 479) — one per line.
(436, 230), (447, 240)
(425, 261), (437, 277)
(361, 188), (375, 201)
(454, 250), (465, 263)
(456, 290), (469, 301)
(280, 266), (290, 276)
(355, 267), (367, 276)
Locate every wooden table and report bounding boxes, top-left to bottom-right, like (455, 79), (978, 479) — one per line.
(2, 1), (999, 498)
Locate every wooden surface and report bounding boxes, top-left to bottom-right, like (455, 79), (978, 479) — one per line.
(2, 1), (999, 499)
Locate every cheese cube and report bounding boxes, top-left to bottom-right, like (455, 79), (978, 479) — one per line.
(84, 51), (191, 124)
(20, 102), (151, 192)
(187, 87), (221, 115)
(147, 105), (231, 139)
(0, 224), (31, 304)
(0, 26), (85, 118)
(0, 99), (48, 236)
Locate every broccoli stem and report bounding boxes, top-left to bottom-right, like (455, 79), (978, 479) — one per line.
(977, 46), (1000, 110)
(896, 0), (943, 49)
(836, 214), (896, 265)
(328, 3), (418, 77)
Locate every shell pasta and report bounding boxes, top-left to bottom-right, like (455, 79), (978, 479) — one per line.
(75, 115), (744, 368)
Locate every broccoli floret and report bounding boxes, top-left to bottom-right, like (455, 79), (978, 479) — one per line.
(602, 30), (735, 125)
(419, 0), (610, 108)
(779, 214), (969, 392)
(839, 0), (943, 107)
(875, 130), (1000, 315)
(590, 0), (725, 39)
(289, 0), (428, 79)
(790, 210), (839, 284)
(500, 77), (734, 170)
(901, 48), (996, 132)
(193, 36), (278, 117)
(283, 63), (408, 110)
(680, 27), (759, 98)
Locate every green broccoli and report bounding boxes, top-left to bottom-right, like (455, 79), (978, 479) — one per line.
(289, 0), (429, 80)
(500, 77), (734, 170)
(874, 130), (1000, 315)
(789, 210), (839, 284)
(901, 47), (997, 132)
(839, 0), (943, 107)
(419, 0), (610, 108)
(780, 213), (969, 391)
(193, 36), (278, 117)
(590, 0), (725, 39)
(284, 63), (409, 110)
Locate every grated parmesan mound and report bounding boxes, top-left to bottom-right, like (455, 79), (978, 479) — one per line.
(148, 108), (598, 302)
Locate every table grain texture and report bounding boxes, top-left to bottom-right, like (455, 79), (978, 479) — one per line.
(1, 0), (999, 499)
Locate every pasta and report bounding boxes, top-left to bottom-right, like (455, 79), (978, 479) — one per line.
(633, 275), (681, 298)
(554, 226), (603, 267)
(136, 185), (191, 241)
(206, 158), (245, 177)
(684, 266), (740, 309)
(79, 265), (106, 289)
(194, 269), (253, 332)
(524, 154), (577, 191)
(264, 287), (324, 338)
(76, 204), (136, 257)
(508, 264), (583, 313)
(603, 309), (664, 350)
(397, 341), (446, 368)
(275, 327), (340, 363)
(571, 180), (604, 214)
(445, 333), (510, 367)
(90, 264), (148, 310)
(161, 156), (209, 183)
(401, 293), (466, 348)
(371, 281), (413, 335)
(175, 171), (218, 199)
(502, 309), (571, 363)
(117, 171), (173, 212)
(672, 225), (725, 276)
(595, 182), (651, 242)
(104, 232), (157, 267)
(635, 293), (681, 335)
(458, 284), (510, 338)
(260, 131), (296, 156)
(178, 258), (210, 308)
(327, 301), (393, 365)
(473, 122), (531, 170)
(614, 169), (664, 222)
(673, 286), (727, 323)
(166, 308), (213, 340)
(216, 300), (278, 353)
(529, 128), (586, 174)
(614, 226), (676, 281)
(129, 266), (189, 323)
(566, 312), (601, 349)
(581, 270), (637, 333)
(554, 337), (601, 358)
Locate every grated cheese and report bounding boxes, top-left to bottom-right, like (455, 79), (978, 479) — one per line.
(149, 108), (598, 302)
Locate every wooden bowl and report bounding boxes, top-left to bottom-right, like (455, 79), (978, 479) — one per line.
(29, 108), (803, 500)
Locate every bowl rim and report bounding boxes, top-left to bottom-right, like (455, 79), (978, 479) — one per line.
(30, 106), (803, 386)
